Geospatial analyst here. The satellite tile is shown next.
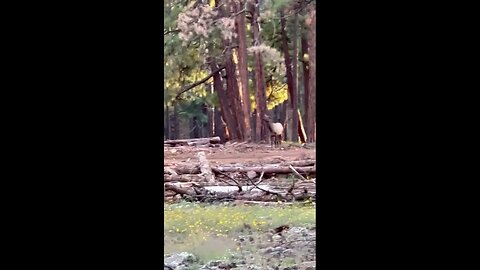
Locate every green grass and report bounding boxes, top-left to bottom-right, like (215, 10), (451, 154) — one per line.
(164, 202), (316, 262)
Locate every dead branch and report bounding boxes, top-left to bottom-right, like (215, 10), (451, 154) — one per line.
(240, 171), (266, 192)
(257, 171), (265, 185)
(246, 176), (284, 198)
(164, 29), (181, 36)
(289, 165), (308, 181)
(175, 66), (225, 100)
(215, 170), (242, 192)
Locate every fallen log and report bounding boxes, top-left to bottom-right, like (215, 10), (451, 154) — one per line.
(164, 183), (196, 196)
(164, 136), (221, 146)
(164, 190), (177, 197)
(165, 159), (316, 174)
(165, 165), (200, 174)
(164, 167), (178, 175)
(187, 141), (210, 146)
(196, 151), (215, 184)
(165, 165), (316, 175)
(164, 182), (203, 188)
(280, 159), (316, 166)
(164, 174), (206, 182)
(212, 165), (315, 174)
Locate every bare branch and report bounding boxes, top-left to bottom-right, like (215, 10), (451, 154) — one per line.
(215, 170), (242, 192)
(164, 29), (181, 36)
(256, 171), (265, 185)
(289, 165), (308, 181)
(246, 175), (283, 198)
(175, 66), (226, 100)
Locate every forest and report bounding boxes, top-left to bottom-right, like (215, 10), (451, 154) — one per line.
(164, 1), (316, 269)
(164, 0), (316, 144)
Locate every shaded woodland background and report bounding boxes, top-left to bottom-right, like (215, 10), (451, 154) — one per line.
(164, 0), (316, 143)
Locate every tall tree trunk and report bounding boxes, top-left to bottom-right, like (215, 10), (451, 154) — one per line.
(280, 10), (296, 143)
(306, 5), (316, 142)
(251, 0), (268, 142)
(214, 107), (226, 142)
(208, 59), (238, 140)
(202, 102), (209, 137)
(225, 54), (244, 140)
(279, 101), (287, 141)
(301, 34), (314, 141)
(207, 106), (214, 137)
(205, 3), (237, 141)
(234, 0), (252, 141)
(291, 7), (299, 143)
(190, 117), (196, 138)
(217, 0), (243, 141)
(172, 102), (179, 140)
(301, 35), (310, 142)
(165, 103), (170, 139)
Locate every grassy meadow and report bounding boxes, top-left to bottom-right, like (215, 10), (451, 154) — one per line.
(164, 202), (316, 262)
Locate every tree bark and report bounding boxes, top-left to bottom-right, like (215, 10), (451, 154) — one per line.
(172, 102), (179, 139)
(207, 104), (214, 137)
(165, 103), (170, 139)
(301, 35), (311, 142)
(251, 0), (268, 142)
(278, 102), (287, 141)
(214, 107), (226, 142)
(224, 55), (244, 140)
(211, 0), (242, 140)
(234, 0), (252, 141)
(211, 61), (238, 140)
(280, 10), (296, 143)
(190, 116), (200, 138)
(291, 7), (299, 143)
(306, 5), (316, 142)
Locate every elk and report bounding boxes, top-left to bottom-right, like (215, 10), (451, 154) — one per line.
(263, 114), (284, 148)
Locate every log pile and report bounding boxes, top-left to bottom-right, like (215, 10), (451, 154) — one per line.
(164, 151), (316, 203)
(164, 160), (316, 182)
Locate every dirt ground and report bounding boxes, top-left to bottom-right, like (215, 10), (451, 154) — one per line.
(164, 143), (316, 165)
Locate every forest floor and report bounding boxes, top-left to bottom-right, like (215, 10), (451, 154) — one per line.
(164, 142), (316, 165)
(164, 141), (316, 203)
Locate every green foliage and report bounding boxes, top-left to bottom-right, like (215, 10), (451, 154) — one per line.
(262, 0), (294, 11)
(176, 99), (206, 123)
(164, 0), (312, 116)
